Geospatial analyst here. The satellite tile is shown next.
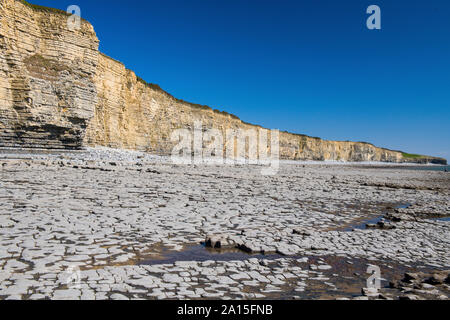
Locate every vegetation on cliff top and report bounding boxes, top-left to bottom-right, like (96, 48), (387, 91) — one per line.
(19, 0), (70, 15)
(401, 152), (446, 164)
(402, 152), (427, 159)
(19, 0), (87, 22)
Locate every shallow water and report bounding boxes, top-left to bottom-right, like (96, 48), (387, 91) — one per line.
(344, 216), (385, 231)
(140, 245), (284, 265)
(404, 165), (450, 172)
(342, 204), (410, 232)
(433, 217), (450, 222)
(137, 246), (446, 300)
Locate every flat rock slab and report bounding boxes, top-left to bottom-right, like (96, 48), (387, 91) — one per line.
(0, 149), (449, 300)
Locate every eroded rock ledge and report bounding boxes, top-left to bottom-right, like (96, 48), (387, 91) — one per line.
(0, 0), (447, 164)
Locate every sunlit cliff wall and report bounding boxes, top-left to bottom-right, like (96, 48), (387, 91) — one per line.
(0, 0), (98, 148)
(0, 0), (446, 164)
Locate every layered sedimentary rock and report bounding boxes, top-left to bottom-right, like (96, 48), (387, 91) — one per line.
(0, 0), (446, 164)
(0, 0), (98, 149)
(84, 53), (405, 163)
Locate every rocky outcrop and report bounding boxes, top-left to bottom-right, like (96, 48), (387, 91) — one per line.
(0, 0), (98, 149)
(0, 0), (447, 164)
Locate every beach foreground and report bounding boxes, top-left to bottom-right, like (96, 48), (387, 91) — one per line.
(0, 148), (448, 300)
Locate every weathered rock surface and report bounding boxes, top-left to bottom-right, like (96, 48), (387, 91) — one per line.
(0, 148), (449, 300)
(0, 0), (446, 164)
(0, 0), (98, 149)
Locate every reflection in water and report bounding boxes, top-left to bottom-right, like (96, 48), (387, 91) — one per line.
(433, 217), (450, 222)
(140, 245), (284, 266)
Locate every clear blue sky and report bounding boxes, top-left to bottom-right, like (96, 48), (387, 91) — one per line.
(34, 0), (449, 158)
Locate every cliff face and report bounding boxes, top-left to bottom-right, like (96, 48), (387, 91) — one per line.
(0, 0), (447, 164)
(0, 0), (98, 149)
(84, 55), (404, 163)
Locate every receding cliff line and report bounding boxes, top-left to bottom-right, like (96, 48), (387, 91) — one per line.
(0, 0), (446, 164)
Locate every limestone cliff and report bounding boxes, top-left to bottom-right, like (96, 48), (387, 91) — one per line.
(0, 0), (447, 164)
(0, 0), (98, 149)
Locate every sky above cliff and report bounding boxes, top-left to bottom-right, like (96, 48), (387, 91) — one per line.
(34, 0), (449, 158)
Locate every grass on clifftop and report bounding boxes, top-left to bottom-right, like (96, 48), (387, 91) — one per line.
(19, 0), (71, 16)
(402, 152), (447, 164)
(402, 152), (427, 159)
(19, 0), (88, 22)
